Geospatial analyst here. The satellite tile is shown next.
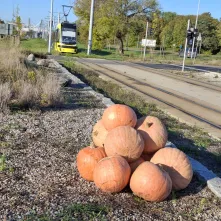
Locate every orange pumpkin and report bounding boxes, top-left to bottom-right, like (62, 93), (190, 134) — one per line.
(136, 116), (168, 154)
(104, 126), (144, 162)
(151, 148), (193, 190)
(130, 161), (172, 202)
(92, 120), (108, 147)
(102, 104), (137, 131)
(77, 145), (106, 181)
(129, 157), (145, 173)
(93, 156), (131, 193)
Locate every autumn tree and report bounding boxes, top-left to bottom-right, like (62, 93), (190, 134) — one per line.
(74, 0), (159, 53)
(197, 13), (219, 53)
(217, 19), (221, 47)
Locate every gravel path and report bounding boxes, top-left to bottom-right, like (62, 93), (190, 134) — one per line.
(1, 70), (221, 221)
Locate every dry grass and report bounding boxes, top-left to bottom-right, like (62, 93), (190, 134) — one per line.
(0, 38), (62, 112)
(0, 83), (11, 113)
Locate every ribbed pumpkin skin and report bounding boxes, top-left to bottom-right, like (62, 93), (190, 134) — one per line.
(130, 162), (172, 202)
(92, 120), (108, 147)
(93, 156), (131, 193)
(102, 104), (137, 131)
(136, 116), (168, 154)
(104, 126), (144, 162)
(77, 146), (107, 181)
(129, 157), (145, 174)
(151, 148), (193, 190)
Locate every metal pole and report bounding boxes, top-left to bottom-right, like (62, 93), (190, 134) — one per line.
(58, 12), (60, 24)
(143, 21), (149, 61)
(193, 39), (199, 65)
(87, 0), (95, 55)
(182, 19), (190, 72)
(199, 40), (202, 54)
(48, 0), (53, 54)
(191, 0), (200, 59)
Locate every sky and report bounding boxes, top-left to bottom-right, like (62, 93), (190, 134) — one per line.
(0, 0), (220, 26)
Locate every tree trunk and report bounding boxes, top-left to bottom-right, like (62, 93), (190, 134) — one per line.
(118, 37), (124, 54)
(116, 30), (124, 54)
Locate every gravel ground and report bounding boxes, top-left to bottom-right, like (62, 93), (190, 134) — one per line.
(1, 73), (221, 221)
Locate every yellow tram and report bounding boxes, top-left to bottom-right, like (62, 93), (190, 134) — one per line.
(54, 22), (77, 54)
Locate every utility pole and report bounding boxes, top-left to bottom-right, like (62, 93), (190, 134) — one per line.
(58, 12), (60, 24)
(87, 0), (95, 55)
(191, 0), (200, 59)
(48, 0), (53, 54)
(143, 21), (149, 61)
(182, 19), (190, 72)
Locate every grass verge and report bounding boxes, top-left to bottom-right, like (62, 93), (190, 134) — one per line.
(0, 38), (63, 112)
(61, 59), (221, 175)
(23, 203), (109, 221)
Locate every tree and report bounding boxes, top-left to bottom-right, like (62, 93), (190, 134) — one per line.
(74, 0), (159, 53)
(16, 16), (22, 35)
(217, 19), (221, 47)
(197, 13), (219, 54)
(0, 19), (4, 24)
(161, 12), (177, 24)
(12, 5), (22, 36)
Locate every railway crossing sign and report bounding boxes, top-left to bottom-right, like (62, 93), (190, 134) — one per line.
(141, 39), (156, 48)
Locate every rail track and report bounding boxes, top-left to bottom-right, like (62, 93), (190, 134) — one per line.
(113, 60), (221, 93)
(76, 58), (221, 134)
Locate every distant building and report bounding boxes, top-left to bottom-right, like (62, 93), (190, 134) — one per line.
(21, 26), (43, 39)
(0, 23), (14, 38)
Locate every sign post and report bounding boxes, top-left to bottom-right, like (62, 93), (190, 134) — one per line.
(182, 19), (190, 72)
(143, 21), (149, 61)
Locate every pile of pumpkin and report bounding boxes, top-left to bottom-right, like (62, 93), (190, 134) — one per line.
(77, 104), (193, 202)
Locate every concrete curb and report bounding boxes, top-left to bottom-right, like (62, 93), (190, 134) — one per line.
(166, 141), (221, 198)
(52, 59), (221, 198)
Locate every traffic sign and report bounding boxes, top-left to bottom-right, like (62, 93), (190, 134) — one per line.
(141, 39), (156, 47)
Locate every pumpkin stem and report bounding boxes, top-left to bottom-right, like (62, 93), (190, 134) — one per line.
(146, 122), (153, 128)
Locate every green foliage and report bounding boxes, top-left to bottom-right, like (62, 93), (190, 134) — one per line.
(197, 13), (220, 54)
(23, 203), (109, 221)
(27, 71), (36, 82)
(74, 0), (159, 52)
(162, 12), (177, 24)
(74, 0), (221, 54)
(16, 16), (22, 32)
(217, 20), (221, 46)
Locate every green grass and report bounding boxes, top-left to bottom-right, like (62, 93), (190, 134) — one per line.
(23, 203), (109, 221)
(20, 38), (48, 56)
(19, 39), (221, 66)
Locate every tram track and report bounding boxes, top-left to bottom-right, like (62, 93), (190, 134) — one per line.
(76, 58), (221, 133)
(113, 60), (221, 93)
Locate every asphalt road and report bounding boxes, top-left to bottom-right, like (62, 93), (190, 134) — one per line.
(135, 63), (221, 73)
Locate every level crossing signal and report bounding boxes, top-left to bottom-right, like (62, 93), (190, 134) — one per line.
(186, 28), (198, 45)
